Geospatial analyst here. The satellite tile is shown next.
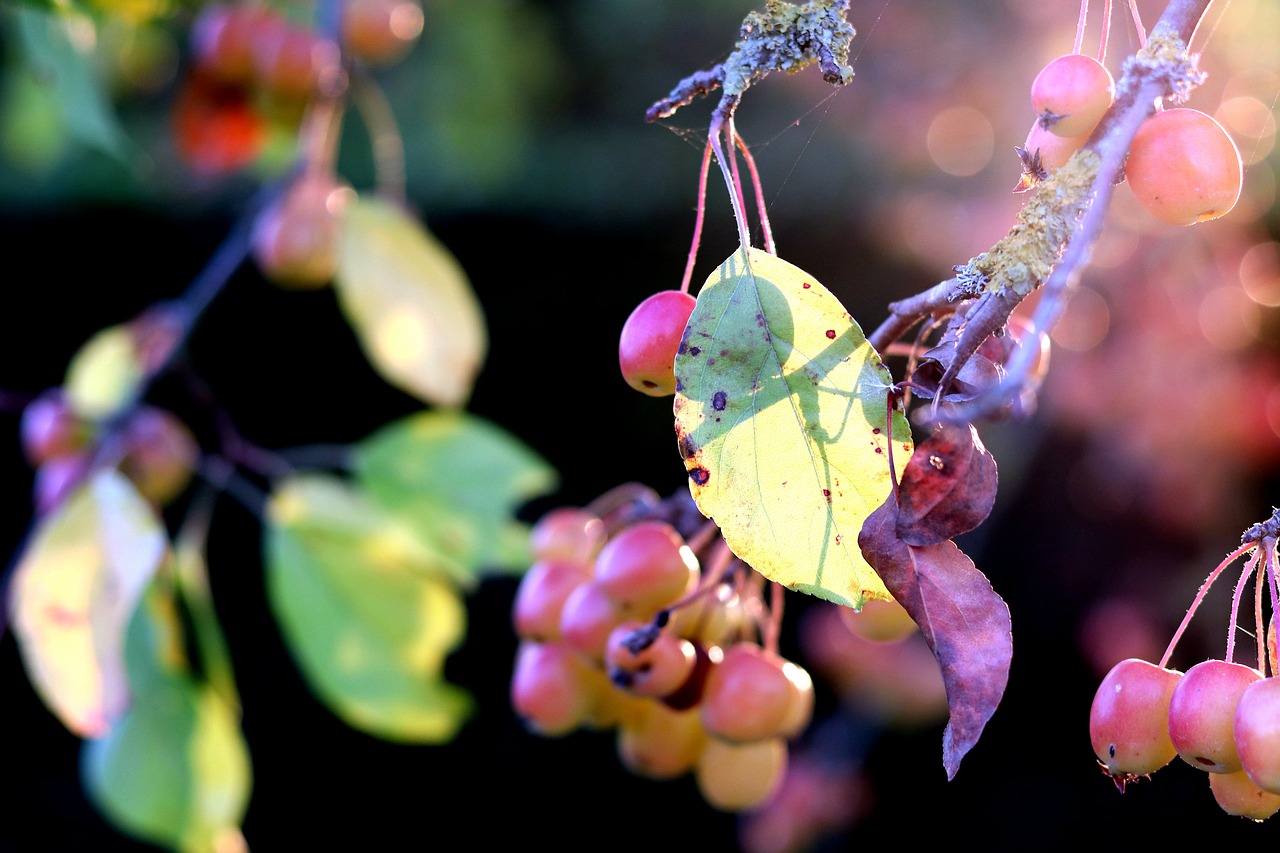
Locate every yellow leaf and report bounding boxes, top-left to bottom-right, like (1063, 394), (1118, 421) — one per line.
(335, 197), (487, 407)
(9, 469), (167, 736)
(673, 248), (911, 608)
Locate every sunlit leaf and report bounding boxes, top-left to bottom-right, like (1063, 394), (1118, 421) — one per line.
(63, 322), (144, 421)
(355, 410), (558, 579)
(859, 498), (1012, 780)
(264, 474), (473, 742)
(673, 248), (911, 608)
(334, 196), (487, 408)
(8, 469), (167, 736)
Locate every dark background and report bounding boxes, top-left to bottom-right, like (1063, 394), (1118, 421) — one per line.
(2, 0), (1280, 849)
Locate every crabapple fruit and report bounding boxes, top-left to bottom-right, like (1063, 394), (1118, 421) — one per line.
(252, 171), (351, 290)
(695, 736), (788, 812)
(342, 0), (425, 66)
(1089, 658), (1182, 778)
(1125, 108), (1243, 226)
(605, 621), (697, 699)
(616, 701), (707, 780)
(1234, 676), (1280, 794)
(528, 506), (606, 564)
(1167, 658), (1261, 773)
(702, 643), (806, 743)
(510, 640), (599, 737)
(1209, 769), (1280, 821)
(839, 597), (918, 643)
(593, 520), (698, 615)
(558, 580), (626, 664)
(618, 290), (696, 396)
(1030, 53), (1114, 138)
(512, 558), (592, 642)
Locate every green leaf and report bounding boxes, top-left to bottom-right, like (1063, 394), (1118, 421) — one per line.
(264, 474), (473, 742)
(355, 410), (558, 580)
(81, 551), (250, 853)
(7, 468), (167, 736)
(334, 196), (487, 408)
(81, 674), (251, 853)
(14, 7), (132, 162)
(672, 248), (911, 609)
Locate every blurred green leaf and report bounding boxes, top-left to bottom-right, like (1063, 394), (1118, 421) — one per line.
(355, 410), (558, 579)
(13, 6), (132, 162)
(335, 196), (487, 408)
(7, 468), (167, 736)
(264, 473), (473, 742)
(82, 665), (251, 853)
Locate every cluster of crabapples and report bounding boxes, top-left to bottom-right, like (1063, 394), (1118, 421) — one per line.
(19, 389), (197, 515)
(509, 494), (815, 811)
(1023, 52), (1242, 225)
(178, 0), (425, 171)
(1089, 648), (1280, 820)
(178, 0), (427, 289)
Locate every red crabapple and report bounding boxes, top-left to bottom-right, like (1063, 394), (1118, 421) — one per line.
(512, 558), (592, 642)
(342, 0), (425, 66)
(1234, 676), (1280, 794)
(605, 621), (698, 699)
(593, 520), (698, 615)
(1089, 658), (1182, 779)
(702, 643), (805, 743)
(250, 16), (341, 100)
(528, 506), (607, 564)
(1209, 769), (1280, 821)
(1030, 54), (1114, 138)
(252, 171), (351, 290)
(1124, 108), (1243, 226)
(116, 407), (199, 507)
(1167, 658), (1262, 773)
(618, 290), (697, 397)
(510, 640), (599, 736)
(558, 580), (626, 664)
(189, 3), (271, 84)
(1023, 118), (1089, 172)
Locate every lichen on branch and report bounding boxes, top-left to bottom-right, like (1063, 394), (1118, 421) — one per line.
(959, 149), (1101, 301)
(646, 0), (855, 122)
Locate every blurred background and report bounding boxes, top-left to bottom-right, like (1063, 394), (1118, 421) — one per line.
(2, 0), (1280, 849)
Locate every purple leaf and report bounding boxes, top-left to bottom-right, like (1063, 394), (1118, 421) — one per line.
(895, 423), (998, 546)
(860, 498), (1012, 780)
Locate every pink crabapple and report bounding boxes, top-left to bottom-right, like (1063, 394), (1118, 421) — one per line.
(618, 290), (697, 397)
(1124, 107), (1243, 226)
(1089, 658), (1182, 780)
(1030, 53), (1115, 138)
(1167, 658), (1262, 773)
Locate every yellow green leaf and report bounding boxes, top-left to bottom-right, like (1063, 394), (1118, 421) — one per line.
(334, 196), (487, 408)
(8, 468), (167, 736)
(672, 248), (911, 608)
(63, 322), (144, 421)
(81, 676), (251, 853)
(264, 474), (473, 742)
(355, 410), (558, 580)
